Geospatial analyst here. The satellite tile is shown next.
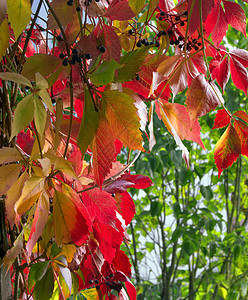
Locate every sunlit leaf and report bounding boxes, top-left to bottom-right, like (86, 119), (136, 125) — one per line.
(0, 72), (32, 88)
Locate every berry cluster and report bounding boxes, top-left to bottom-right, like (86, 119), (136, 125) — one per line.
(88, 273), (123, 292)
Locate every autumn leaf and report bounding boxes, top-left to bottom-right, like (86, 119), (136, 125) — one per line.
(233, 120), (248, 157)
(212, 109), (231, 129)
(230, 56), (248, 96)
(92, 118), (116, 188)
(105, 0), (135, 21)
(102, 23), (122, 62)
(0, 0), (7, 26)
(0, 147), (22, 164)
(53, 186), (90, 245)
(26, 192), (50, 258)
(233, 111), (248, 124)
(210, 56), (230, 93)
(0, 18), (9, 60)
(223, 0), (247, 38)
(186, 74), (224, 120)
(103, 90), (144, 151)
(214, 124), (241, 177)
(6, 0), (31, 38)
(204, 1), (228, 46)
(10, 94), (34, 140)
(128, 0), (146, 14)
(0, 72), (32, 88)
(0, 164), (21, 196)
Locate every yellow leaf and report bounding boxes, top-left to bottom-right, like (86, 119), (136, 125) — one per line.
(10, 94), (34, 140)
(54, 157), (78, 180)
(81, 288), (99, 300)
(0, 72), (32, 88)
(128, 0), (145, 14)
(37, 88), (54, 112)
(34, 96), (47, 137)
(14, 176), (45, 215)
(0, 164), (21, 196)
(57, 244), (77, 263)
(0, 147), (22, 164)
(6, 0), (31, 38)
(5, 171), (30, 228)
(35, 72), (48, 89)
(0, 18), (9, 60)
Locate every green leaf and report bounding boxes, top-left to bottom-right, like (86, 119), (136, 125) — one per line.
(0, 71), (32, 88)
(0, 18), (9, 60)
(117, 46), (151, 82)
(28, 261), (50, 290)
(33, 266), (54, 300)
(35, 72), (48, 89)
(77, 88), (99, 156)
(200, 185), (213, 201)
(81, 288), (99, 300)
(89, 59), (122, 86)
(22, 54), (61, 80)
(128, 0), (145, 14)
(34, 97), (47, 137)
(150, 201), (162, 217)
(10, 94), (34, 140)
(6, 0), (31, 38)
(37, 88), (54, 112)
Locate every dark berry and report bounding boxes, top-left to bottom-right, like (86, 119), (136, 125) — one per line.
(141, 39), (146, 45)
(178, 36), (183, 41)
(175, 40), (179, 45)
(158, 16), (163, 21)
(72, 54), (78, 60)
(81, 54), (85, 58)
(194, 46), (199, 50)
(99, 45), (106, 53)
(167, 29), (173, 37)
(59, 53), (65, 59)
(62, 59), (68, 66)
(56, 36), (62, 42)
(180, 21), (185, 26)
(161, 30), (166, 35)
(95, 0), (100, 2)
(67, 0), (73, 6)
(184, 11), (188, 16)
(109, 274), (114, 278)
(160, 11), (165, 16)
(179, 44), (183, 48)
(85, 53), (91, 59)
(76, 57), (82, 63)
(192, 39), (197, 43)
(96, 285), (100, 289)
(136, 41), (142, 47)
(72, 49), (78, 55)
(106, 282), (110, 286)
(175, 16), (180, 21)
(170, 40), (175, 45)
(95, 280), (99, 284)
(106, 276), (109, 280)
(128, 29), (133, 35)
(52, 98), (56, 104)
(71, 59), (76, 65)
(155, 41), (160, 47)
(76, 6), (81, 12)
(111, 193), (115, 197)
(197, 42), (202, 46)
(157, 32), (161, 38)
(89, 280), (94, 284)
(136, 74), (140, 80)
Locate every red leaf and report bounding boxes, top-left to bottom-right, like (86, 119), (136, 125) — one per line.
(115, 191), (136, 225)
(16, 129), (34, 155)
(188, 0), (214, 35)
(234, 120), (248, 157)
(186, 74), (223, 121)
(230, 56), (248, 96)
(210, 56), (230, 93)
(212, 109), (231, 129)
(81, 188), (117, 228)
(92, 118), (116, 188)
(105, 0), (135, 21)
(158, 0), (175, 12)
(233, 111), (248, 124)
(103, 23), (121, 62)
(223, 0), (246, 37)
(125, 281), (137, 300)
(204, 1), (228, 45)
(112, 250), (132, 278)
(229, 49), (248, 68)
(214, 124), (241, 177)
(157, 101), (205, 149)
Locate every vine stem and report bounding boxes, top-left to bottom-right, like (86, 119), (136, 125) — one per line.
(17, 0), (43, 73)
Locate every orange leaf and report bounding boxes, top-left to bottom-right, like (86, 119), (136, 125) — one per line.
(186, 74), (223, 121)
(234, 120), (248, 157)
(214, 124), (241, 177)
